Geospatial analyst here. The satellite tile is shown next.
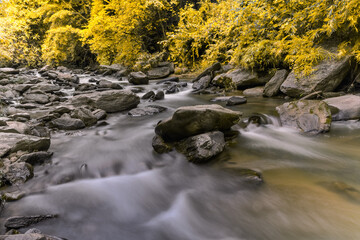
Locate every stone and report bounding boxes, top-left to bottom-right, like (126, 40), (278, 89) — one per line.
(23, 93), (49, 104)
(263, 69), (289, 97)
(92, 109), (107, 121)
(0, 68), (19, 74)
(147, 66), (171, 79)
(50, 117), (85, 130)
(154, 91), (165, 100)
(213, 68), (264, 89)
(165, 84), (179, 94)
(323, 94), (360, 121)
(70, 107), (98, 126)
(142, 91), (155, 100)
(4, 215), (57, 229)
(176, 131), (225, 163)
(226, 96), (247, 106)
(30, 84), (61, 93)
(128, 72), (149, 85)
(155, 104), (241, 141)
(152, 135), (173, 154)
(192, 62), (221, 83)
(192, 75), (212, 91)
(12, 84), (33, 94)
(128, 105), (167, 117)
(0, 133), (50, 157)
(97, 80), (122, 89)
(2, 191), (26, 201)
(2, 162), (33, 185)
(243, 86), (264, 97)
(280, 57), (351, 97)
(76, 83), (97, 92)
(2, 121), (31, 135)
(18, 151), (53, 165)
(0, 233), (63, 240)
(156, 77), (179, 84)
(71, 90), (140, 113)
(276, 100), (332, 134)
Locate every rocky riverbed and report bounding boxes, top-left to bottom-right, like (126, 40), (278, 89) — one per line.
(1, 59), (360, 239)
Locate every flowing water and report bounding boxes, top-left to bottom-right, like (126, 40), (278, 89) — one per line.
(1, 79), (360, 240)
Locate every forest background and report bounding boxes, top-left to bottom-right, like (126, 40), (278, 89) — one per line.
(0, 0), (360, 75)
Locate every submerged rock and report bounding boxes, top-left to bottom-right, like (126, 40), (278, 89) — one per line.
(276, 100), (331, 134)
(280, 57), (351, 97)
(155, 104), (241, 141)
(18, 151), (53, 165)
(323, 94), (360, 121)
(2, 162), (33, 185)
(152, 135), (173, 154)
(4, 215), (57, 229)
(176, 131), (226, 163)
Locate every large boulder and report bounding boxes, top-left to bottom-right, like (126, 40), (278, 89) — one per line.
(263, 69), (289, 97)
(2, 162), (33, 185)
(0, 68), (19, 74)
(176, 131), (225, 163)
(147, 66), (171, 79)
(213, 68), (265, 89)
(192, 75), (212, 91)
(155, 104), (241, 141)
(280, 57), (351, 97)
(323, 94), (360, 121)
(276, 100), (332, 134)
(128, 72), (149, 85)
(71, 90), (140, 113)
(0, 133), (50, 157)
(50, 117), (85, 130)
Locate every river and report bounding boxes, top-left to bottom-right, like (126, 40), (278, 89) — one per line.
(1, 78), (360, 240)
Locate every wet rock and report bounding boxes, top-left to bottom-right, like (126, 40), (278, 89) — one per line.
(12, 84), (33, 94)
(192, 75), (212, 91)
(0, 68), (19, 74)
(2, 162), (33, 185)
(165, 84), (179, 94)
(128, 105), (167, 117)
(263, 69), (289, 97)
(23, 93), (49, 105)
(192, 62), (221, 83)
(323, 181), (360, 204)
(142, 91), (155, 100)
(72, 90), (140, 113)
(2, 191), (26, 201)
(30, 84), (61, 93)
(92, 109), (107, 121)
(155, 104), (241, 141)
(1, 122), (31, 135)
(70, 107), (98, 126)
(323, 94), (360, 121)
(280, 57), (351, 97)
(128, 72), (149, 85)
(176, 131), (225, 163)
(0, 233), (63, 240)
(76, 83), (97, 92)
(97, 80), (122, 89)
(213, 68), (264, 89)
(226, 96), (247, 106)
(4, 215), (57, 229)
(147, 66), (171, 79)
(154, 91), (165, 100)
(0, 133), (50, 157)
(9, 113), (31, 121)
(276, 100), (331, 134)
(50, 117), (85, 130)
(243, 86), (264, 97)
(156, 77), (179, 85)
(152, 135), (173, 153)
(29, 126), (51, 138)
(18, 151), (53, 165)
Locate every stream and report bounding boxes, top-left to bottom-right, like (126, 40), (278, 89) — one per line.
(1, 78), (360, 240)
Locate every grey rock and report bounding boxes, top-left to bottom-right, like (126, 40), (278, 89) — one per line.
(13, 84), (33, 94)
(243, 86), (264, 97)
(213, 68), (263, 89)
(30, 84), (60, 93)
(128, 105), (166, 117)
(226, 96), (247, 106)
(2, 121), (31, 134)
(324, 94), (360, 121)
(72, 90), (140, 113)
(276, 100), (332, 134)
(2, 162), (33, 185)
(155, 104), (241, 141)
(142, 91), (155, 100)
(50, 117), (85, 130)
(0, 68), (19, 74)
(280, 57), (351, 97)
(156, 77), (179, 84)
(2, 191), (26, 201)
(70, 107), (97, 126)
(23, 93), (49, 104)
(192, 62), (221, 82)
(263, 69), (289, 97)
(18, 151), (53, 165)
(4, 215), (57, 229)
(0, 233), (63, 240)
(76, 83), (97, 92)
(0, 133), (50, 157)
(165, 84), (179, 94)
(97, 80), (122, 89)
(176, 131), (225, 163)
(147, 66), (171, 79)
(128, 72), (149, 85)
(152, 135), (173, 153)
(192, 75), (212, 91)
(154, 91), (165, 100)
(92, 109), (107, 121)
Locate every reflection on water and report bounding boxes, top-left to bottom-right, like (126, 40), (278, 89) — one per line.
(2, 81), (360, 240)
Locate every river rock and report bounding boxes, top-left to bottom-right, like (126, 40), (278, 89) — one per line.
(192, 62), (221, 83)
(156, 77), (179, 84)
(30, 84), (61, 93)
(276, 100), (331, 134)
(97, 80), (122, 89)
(71, 90), (140, 113)
(18, 151), (53, 165)
(2, 121), (31, 135)
(0, 133), (50, 157)
(155, 104), (241, 141)
(4, 215), (57, 229)
(23, 93), (49, 104)
(280, 57), (351, 97)
(13, 84), (33, 94)
(243, 86), (264, 97)
(128, 72), (149, 85)
(147, 66), (171, 79)
(0, 68), (19, 74)
(2, 162), (33, 185)
(152, 135), (173, 153)
(70, 107), (98, 126)
(154, 91), (165, 100)
(128, 105), (166, 117)
(213, 68), (264, 89)
(50, 117), (85, 130)
(226, 96), (247, 106)
(263, 69), (289, 97)
(323, 94), (360, 120)
(92, 109), (107, 121)
(192, 75), (212, 91)
(165, 84), (179, 94)
(176, 131), (225, 163)
(142, 91), (155, 100)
